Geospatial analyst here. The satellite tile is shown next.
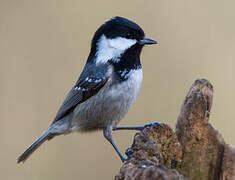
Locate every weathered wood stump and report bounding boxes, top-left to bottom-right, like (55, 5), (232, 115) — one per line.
(115, 79), (235, 180)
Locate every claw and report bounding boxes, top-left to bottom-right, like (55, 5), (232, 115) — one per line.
(144, 122), (163, 129)
(125, 148), (134, 157)
(118, 148), (134, 162)
(121, 155), (133, 162)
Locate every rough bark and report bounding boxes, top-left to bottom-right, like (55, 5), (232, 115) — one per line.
(115, 79), (235, 180)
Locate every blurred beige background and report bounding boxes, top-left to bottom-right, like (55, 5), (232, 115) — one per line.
(1, 0), (235, 179)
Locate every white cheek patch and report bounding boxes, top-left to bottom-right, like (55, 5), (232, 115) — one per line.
(108, 36), (137, 51)
(95, 35), (137, 64)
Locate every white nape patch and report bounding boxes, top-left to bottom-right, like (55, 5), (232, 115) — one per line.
(95, 35), (137, 64)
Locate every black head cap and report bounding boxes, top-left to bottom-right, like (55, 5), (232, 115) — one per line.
(90, 16), (145, 51)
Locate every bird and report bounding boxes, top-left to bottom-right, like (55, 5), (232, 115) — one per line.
(17, 16), (157, 163)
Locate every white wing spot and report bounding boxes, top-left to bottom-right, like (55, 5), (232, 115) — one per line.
(95, 79), (102, 83)
(88, 78), (92, 82)
(74, 87), (81, 91)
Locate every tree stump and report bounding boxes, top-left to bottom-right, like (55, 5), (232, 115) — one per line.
(115, 79), (235, 180)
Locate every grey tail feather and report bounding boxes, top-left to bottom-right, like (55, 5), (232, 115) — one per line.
(17, 130), (53, 163)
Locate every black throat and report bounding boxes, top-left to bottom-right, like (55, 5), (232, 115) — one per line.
(111, 44), (143, 81)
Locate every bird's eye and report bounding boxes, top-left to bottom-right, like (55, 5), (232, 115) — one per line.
(125, 33), (132, 39)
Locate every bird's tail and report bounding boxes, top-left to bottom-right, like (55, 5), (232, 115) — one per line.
(17, 129), (53, 163)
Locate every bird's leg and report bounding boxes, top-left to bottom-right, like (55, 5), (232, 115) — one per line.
(103, 128), (128, 162)
(113, 122), (163, 131)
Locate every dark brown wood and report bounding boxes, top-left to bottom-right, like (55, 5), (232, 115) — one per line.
(115, 79), (235, 180)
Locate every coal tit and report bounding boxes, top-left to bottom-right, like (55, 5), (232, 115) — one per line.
(18, 16), (157, 163)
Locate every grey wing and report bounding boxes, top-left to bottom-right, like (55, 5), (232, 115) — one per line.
(52, 76), (108, 123)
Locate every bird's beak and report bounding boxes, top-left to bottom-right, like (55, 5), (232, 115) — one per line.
(139, 37), (157, 45)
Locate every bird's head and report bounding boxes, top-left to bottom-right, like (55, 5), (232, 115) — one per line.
(89, 16), (157, 64)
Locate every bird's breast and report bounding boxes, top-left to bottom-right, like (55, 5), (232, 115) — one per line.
(71, 68), (143, 131)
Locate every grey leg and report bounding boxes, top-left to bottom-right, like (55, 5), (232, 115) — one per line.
(103, 128), (127, 162)
(113, 122), (163, 131)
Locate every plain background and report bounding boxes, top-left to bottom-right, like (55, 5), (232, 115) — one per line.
(1, 0), (235, 179)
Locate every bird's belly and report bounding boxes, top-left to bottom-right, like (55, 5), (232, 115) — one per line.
(71, 69), (143, 131)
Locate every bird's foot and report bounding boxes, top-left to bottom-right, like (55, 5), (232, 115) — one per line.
(143, 122), (163, 129)
(133, 122), (163, 131)
(120, 148), (134, 162)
